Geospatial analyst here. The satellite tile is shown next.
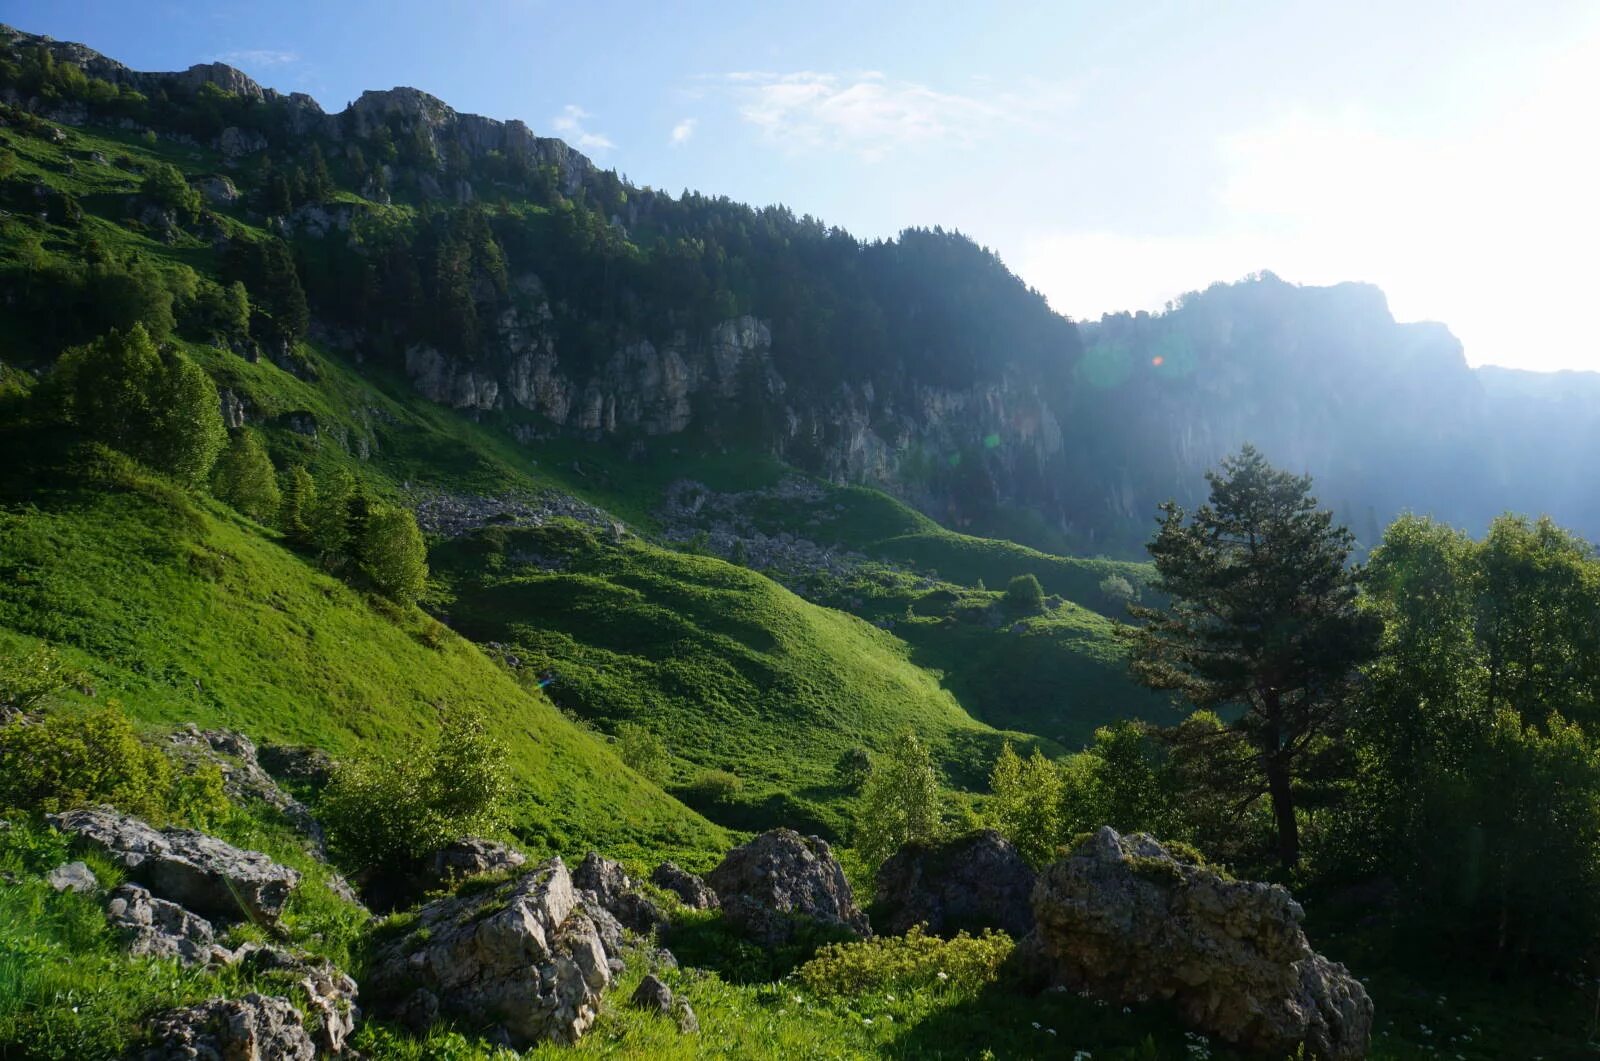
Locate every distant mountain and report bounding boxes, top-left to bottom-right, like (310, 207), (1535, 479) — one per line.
(4, 24), (1598, 552)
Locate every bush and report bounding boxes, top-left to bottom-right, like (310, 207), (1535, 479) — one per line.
(797, 925), (1014, 996)
(616, 721), (669, 783)
(989, 741), (1063, 866)
(835, 745), (872, 790)
(52, 325), (225, 486)
(0, 705), (228, 828)
(360, 506), (428, 604)
(321, 707), (510, 869)
(139, 161), (200, 223)
(1003, 573), (1045, 615)
(0, 643), (84, 715)
(685, 768), (743, 804)
(211, 428), (280, 523)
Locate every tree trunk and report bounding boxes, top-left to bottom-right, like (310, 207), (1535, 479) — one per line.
(1265, 754), (1299, 870)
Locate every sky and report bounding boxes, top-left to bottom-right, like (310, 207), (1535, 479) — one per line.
(7, 0), (1600, 371)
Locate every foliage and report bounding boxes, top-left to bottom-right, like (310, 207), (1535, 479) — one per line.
(684, 768), (744, 804)
(210, 428), (281, 523)
(1002, 573), (1044, 615)
(855, 730), (943, 869)
(835, 745), (873, 790)
(359, 505), (428, 604)
(0, 641), (83, 714)
(138, 161), (199, 223)
(321, 706), (510, 869)
(0, 704), (228, 828)
(50, 326), (226, 486)
(988, 741), (1062, 866)
(615, 720), (669, 783)
(278, 465), (317, 546)
(798, 925), (1015, 996)
(1122, 445), (1380, 868)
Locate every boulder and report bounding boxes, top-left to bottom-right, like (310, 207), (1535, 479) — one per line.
(629, 973), (673, 1017)
(873, 829), (1035, 938)
(573, 851), (668, 936)
(45, 860), (98, 894)
(1028, 827), (1373, 1060)
(139, 994), (314, 1061)
(105, 883), (232, 967)
(236, 945), (360, 1054)
(168, 725), (326, 852)
(420, 836), (526, 889)
(365, 858), (610, 1047)
(650, 860), (719, 909)
(706, 829), (870, 943)
(47, 807), (300, 925)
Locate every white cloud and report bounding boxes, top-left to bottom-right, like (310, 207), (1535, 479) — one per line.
(1017, 31), (1600, 370)
(718, 71), (1072, 161)
(670, 117), (697, 146)
(551, 104), (616, 153)
(216, 49), (298, 68)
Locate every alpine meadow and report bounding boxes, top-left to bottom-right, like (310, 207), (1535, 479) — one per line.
(3, 8), (1600, 1060)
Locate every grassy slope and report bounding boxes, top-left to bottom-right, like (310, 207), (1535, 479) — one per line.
(431, 523), (1040, 837)
(0, 442), (725, 864)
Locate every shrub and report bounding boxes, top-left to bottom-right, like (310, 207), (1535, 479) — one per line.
(140, 161), (201, 223)
(321, 707), (509, 869)
(834, 745), (873, 790)
(52, 325), (225, 486)
(616, 721), (669, 783)
(1003, 573), (1045, 615)
(797, 925), (1014, 996)
(0, 643), (83, 715)
(686, 768), (743, 804)
(0, 705), (228, 827)
(211, 428), (280, 523)
(360, 506), (428, 604)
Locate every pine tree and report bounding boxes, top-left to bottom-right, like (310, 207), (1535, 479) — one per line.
(311, 468), (356, 564)
(279, 466), (318, 547)
(360, 506), (428, 604)
(211, 429), (280, 523)
(1121, 445), (1381, 869)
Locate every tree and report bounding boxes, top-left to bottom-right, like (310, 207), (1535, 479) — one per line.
(360, 506), (428, 604)
(1121, 445), (1380, 869)
(211, 429), (280, 523)
(834, 745), (873, 790)
(1003, 573), (1045, 615)
(279, 465), (318, 547)
(310, 468), (357, 562)
(988, 741), (1063, 866)
(52, 325), (225, 486)
(854, 730), (943, 869)
(140, 162), (200, 223)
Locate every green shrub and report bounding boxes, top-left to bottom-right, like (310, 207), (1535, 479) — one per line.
(616, 721), (669, 783)
(0, 705), (228, 827)
(797, 925), (1014, 996)
(1003, 573), (1045, 615)
(0, 643), (83, 714)
(321, 707), (510, 869)
(686, 768), (743, 804)
(834, 746), (872, 790)
(360, 506), (428, 604)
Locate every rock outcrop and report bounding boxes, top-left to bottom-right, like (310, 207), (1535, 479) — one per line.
(706, 829), (870, 943)
(573, 851), (668, 938)
(365, 858), (610, 1047)
(105, 883), (233, 967)
(418, 836), (527, 889)
(47, 807), (300, 924)
(1028, 827), (1373, 1060)
(168, 725), (325, 851)
(650, 861), (718, 910)
(139, 994), (315, 1061)
(45, 860), (97, 894)
(235, 945), (360, 1055)
(874, 829), (1035, 939)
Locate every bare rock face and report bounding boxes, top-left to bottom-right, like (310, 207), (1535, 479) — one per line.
(45, 860), (97, 894)
(47, 807), (300, 925)
(650, 861), (718, 910)
(365, 858), (610, 1047)
(1029, 827), (1373, 1061)
(874, 829), (1035, 939)
(105, 883), (233, 967)
(706, 829), (870, 944)
(139, 993), (315, 1061)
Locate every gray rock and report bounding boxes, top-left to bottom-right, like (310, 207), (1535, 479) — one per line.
(235, 945), (360, 1054)
(397, 988), (439, 1034)
(139, 993), (314, 1060)
(629, 973), (673, 1016)
(45, 860), (97, 894)
(1028, 827), (1373, 1061)
(168, 725), (325, 852)
(874, 829), (1035, 938)
(48, 807), (300, 924)
(650, 861), (718, 910)
(576, 889), (627, 964)
(674, 998), (700, 1034)
(366, 858), (610, 1047)
(707, 829), (870, 944)
(105, 883), (232, 967)
(194, 174), (238, 206)
(573, 851), (668, 937)
(217, 125), (267, 160)
(257, 743), (336, 787)
(419, 836), (526, 890)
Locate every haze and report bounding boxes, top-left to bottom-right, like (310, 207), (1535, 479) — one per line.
(14, 0), (1599, 371)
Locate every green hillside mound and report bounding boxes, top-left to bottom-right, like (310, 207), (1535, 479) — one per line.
(0, 441), (726, 863)
(430, 522), (1040, 836)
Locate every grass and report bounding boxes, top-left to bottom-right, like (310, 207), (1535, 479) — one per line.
(430, 522), (1040, 838)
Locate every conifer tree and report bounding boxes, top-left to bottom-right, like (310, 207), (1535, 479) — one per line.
(211, 428), (280, 523)
(1121, 445), (1381, 868)
(279, 465), (318, 547)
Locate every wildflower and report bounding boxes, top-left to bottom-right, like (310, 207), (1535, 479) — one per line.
(886, 994), (895, 1002)
(883, 1015), (893, 1023)
(936, 971), (949, 982)
(863, 1018), (874, 1026)
(1032, 1022), (1041, 1029)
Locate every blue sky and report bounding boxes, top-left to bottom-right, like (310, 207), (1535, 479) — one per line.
(8, 0), (1600, 370)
